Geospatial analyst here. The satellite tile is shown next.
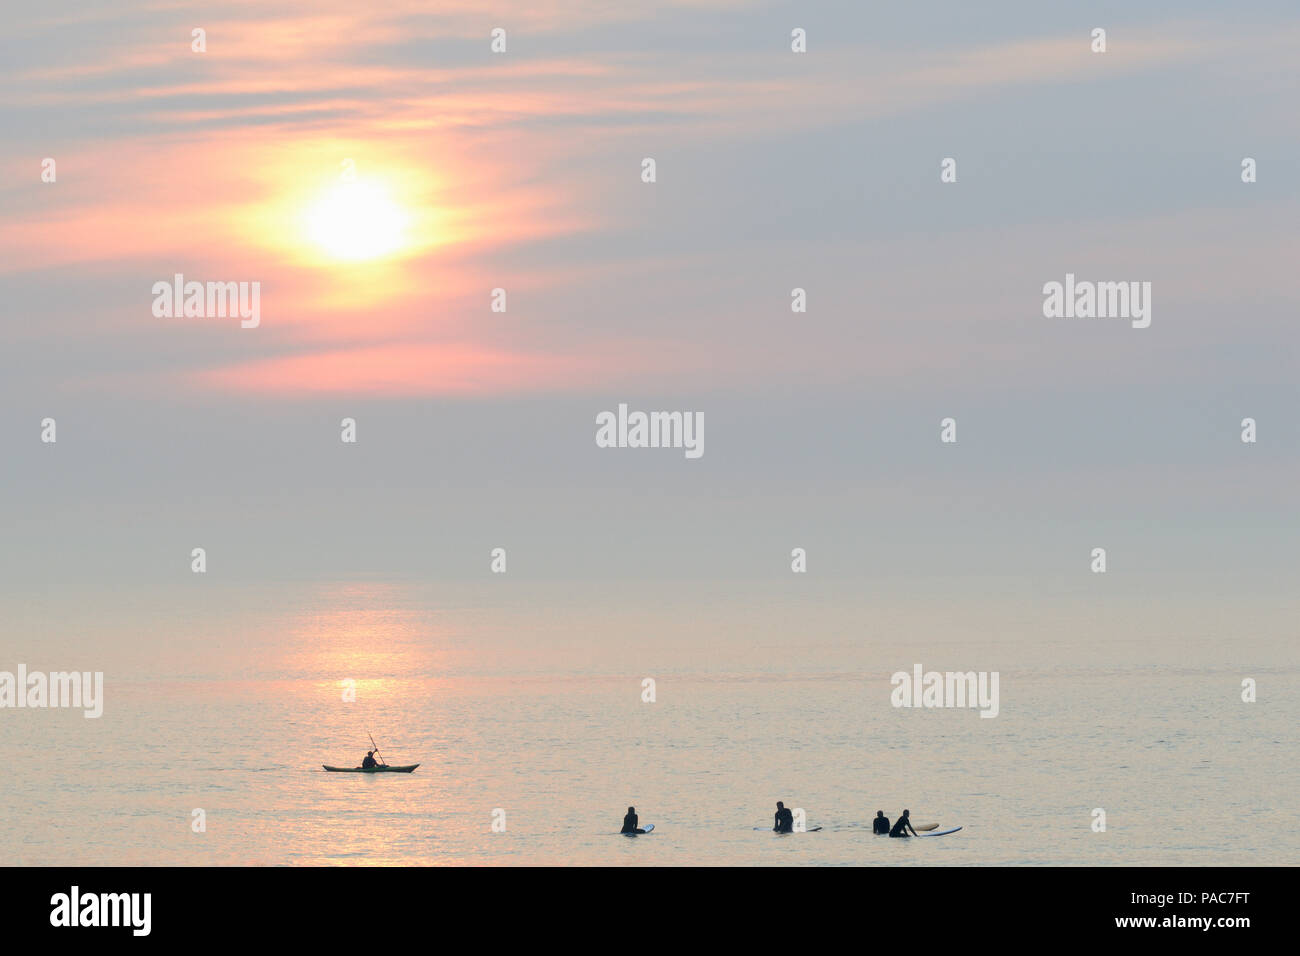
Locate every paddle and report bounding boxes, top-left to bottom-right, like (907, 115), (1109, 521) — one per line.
(368, 731), (388, 767)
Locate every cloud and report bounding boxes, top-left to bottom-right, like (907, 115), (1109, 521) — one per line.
(196, 342), (609, 396)
(3, 3), (1298, 399)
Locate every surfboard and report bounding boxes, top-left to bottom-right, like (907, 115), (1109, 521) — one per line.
(623, 824), (654, 835)
(917, 826), (962, 837)
(916, 823), (940, 831)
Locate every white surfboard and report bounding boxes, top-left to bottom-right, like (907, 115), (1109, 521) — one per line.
(917, 826), (962, 837)
(623, 823), (654, 835)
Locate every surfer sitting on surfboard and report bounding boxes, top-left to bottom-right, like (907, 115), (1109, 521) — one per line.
(621, 806), (646, 834)
(773, 801), (794, 833)
(873, 811), (890, 834)
(889, 809), (919, 838)
(361, 751), (378, 769)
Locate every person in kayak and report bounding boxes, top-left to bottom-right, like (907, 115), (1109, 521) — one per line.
(774, 801), (794, 833)
(889, 808), (918, 838)
(873, 810), (891, 834)
(361, 751), (378, 769)
(621, 807), (647, 834)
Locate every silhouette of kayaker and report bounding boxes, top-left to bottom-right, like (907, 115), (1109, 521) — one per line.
(621, 806), (644, 834)
(889, 808), (918, 838)
(361, 751), (378, 769)
(774, 801), (794, 833)
(873, 810), (890, 834)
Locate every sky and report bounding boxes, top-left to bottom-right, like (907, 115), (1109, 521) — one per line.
(1, 0), (1297, 601)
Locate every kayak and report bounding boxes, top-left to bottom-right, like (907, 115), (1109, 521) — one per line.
(322, 764), (419, 773)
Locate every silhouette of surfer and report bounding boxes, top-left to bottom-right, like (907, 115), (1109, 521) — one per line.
(361, 751), (378, 769)
(889, 808), (918, 838)
(774, 801), (794, 833)
(621, 806), (646, 834)
(873, 810), (890, 834)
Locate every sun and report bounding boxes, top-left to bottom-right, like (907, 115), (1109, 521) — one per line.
(303, 179), (409, 261)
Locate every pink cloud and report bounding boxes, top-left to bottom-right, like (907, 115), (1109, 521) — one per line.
(197, 342), (609, 396)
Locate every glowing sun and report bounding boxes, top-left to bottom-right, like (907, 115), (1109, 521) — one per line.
(303, 180), (409, 261)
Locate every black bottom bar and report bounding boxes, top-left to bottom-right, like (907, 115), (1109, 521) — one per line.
(7, 865), (1277, 942)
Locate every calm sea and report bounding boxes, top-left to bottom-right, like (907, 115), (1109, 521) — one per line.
(2, 579), (1295, 866)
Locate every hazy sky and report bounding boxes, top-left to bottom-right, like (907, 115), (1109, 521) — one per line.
(2, 0), (1296, 598)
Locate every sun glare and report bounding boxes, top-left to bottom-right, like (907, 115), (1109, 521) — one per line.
(303, 180), (408, 261)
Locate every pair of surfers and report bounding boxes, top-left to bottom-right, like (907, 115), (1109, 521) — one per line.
(873, 808), (919, 837)
(777, 803), (919, 835)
